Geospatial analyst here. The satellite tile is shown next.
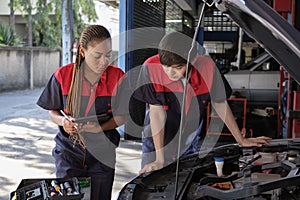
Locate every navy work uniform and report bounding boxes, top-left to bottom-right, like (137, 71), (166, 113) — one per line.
(37, 63), (125, 200)
(133, 54), (231, 168)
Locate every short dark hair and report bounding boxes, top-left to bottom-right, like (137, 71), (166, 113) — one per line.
(158, 31), (198, 66)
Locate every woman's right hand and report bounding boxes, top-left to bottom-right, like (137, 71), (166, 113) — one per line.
(62, 117), (78, 135)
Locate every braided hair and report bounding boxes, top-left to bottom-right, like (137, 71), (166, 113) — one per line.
(66, 25), (111, 117)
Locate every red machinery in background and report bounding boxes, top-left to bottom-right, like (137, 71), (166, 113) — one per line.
(291, 92), (300, 137)
(275, 0), (300, 139)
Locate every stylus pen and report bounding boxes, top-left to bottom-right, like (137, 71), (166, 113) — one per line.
(60, 110), (78, 130)
(60, 110), (71, 121)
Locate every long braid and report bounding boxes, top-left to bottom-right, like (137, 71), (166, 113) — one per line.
(67, 43), (83, 118)
(65, 25), (111, 147)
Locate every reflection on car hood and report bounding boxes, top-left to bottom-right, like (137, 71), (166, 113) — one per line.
(240, 52), (271, 70)
(216, 0), (300, 83)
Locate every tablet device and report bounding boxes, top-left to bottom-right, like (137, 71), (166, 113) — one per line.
(73, 113), (110, 124)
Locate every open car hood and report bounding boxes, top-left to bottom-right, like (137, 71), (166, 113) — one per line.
(216, 0), (300, 83)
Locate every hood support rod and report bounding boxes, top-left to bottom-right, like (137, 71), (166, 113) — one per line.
(174, 2), (206, 199)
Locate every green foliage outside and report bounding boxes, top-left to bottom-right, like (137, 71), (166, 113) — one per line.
(12, 0), (98, 47)
(0, 23), (23, 46)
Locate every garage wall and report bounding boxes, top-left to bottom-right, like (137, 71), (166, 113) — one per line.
(0, 47), (60, 92)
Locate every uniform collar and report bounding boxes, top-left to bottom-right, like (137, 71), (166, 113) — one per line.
(82, 65), (110, 85)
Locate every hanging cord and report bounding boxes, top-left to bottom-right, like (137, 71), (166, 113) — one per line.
(174, 3), (206, 199)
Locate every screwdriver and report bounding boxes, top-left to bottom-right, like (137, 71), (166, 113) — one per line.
(51, 180), (63, 196)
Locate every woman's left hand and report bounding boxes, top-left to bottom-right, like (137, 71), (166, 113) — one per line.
(240, 136), (272, 147)
(78, 122), (103, 134)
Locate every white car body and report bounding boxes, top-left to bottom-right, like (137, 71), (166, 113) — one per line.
(224, 53), (280, 106)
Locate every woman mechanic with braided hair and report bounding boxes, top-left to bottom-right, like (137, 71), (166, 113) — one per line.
(37, 25), (126, 199)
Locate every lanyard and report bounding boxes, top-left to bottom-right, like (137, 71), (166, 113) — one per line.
(185, 85), (194, 115)
(84, 82), (98, 117)
(180, 72), (193, 115)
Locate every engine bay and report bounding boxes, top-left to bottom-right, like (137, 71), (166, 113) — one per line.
(118, 139), (300, 200)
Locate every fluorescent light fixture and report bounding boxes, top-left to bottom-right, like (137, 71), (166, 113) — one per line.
(166, 19), (182, 23)
(143, 0), (160, 2)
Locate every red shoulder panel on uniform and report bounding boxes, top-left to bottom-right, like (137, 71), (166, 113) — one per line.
(190, 56), (215, 95)
(54, 63), (74, 95)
